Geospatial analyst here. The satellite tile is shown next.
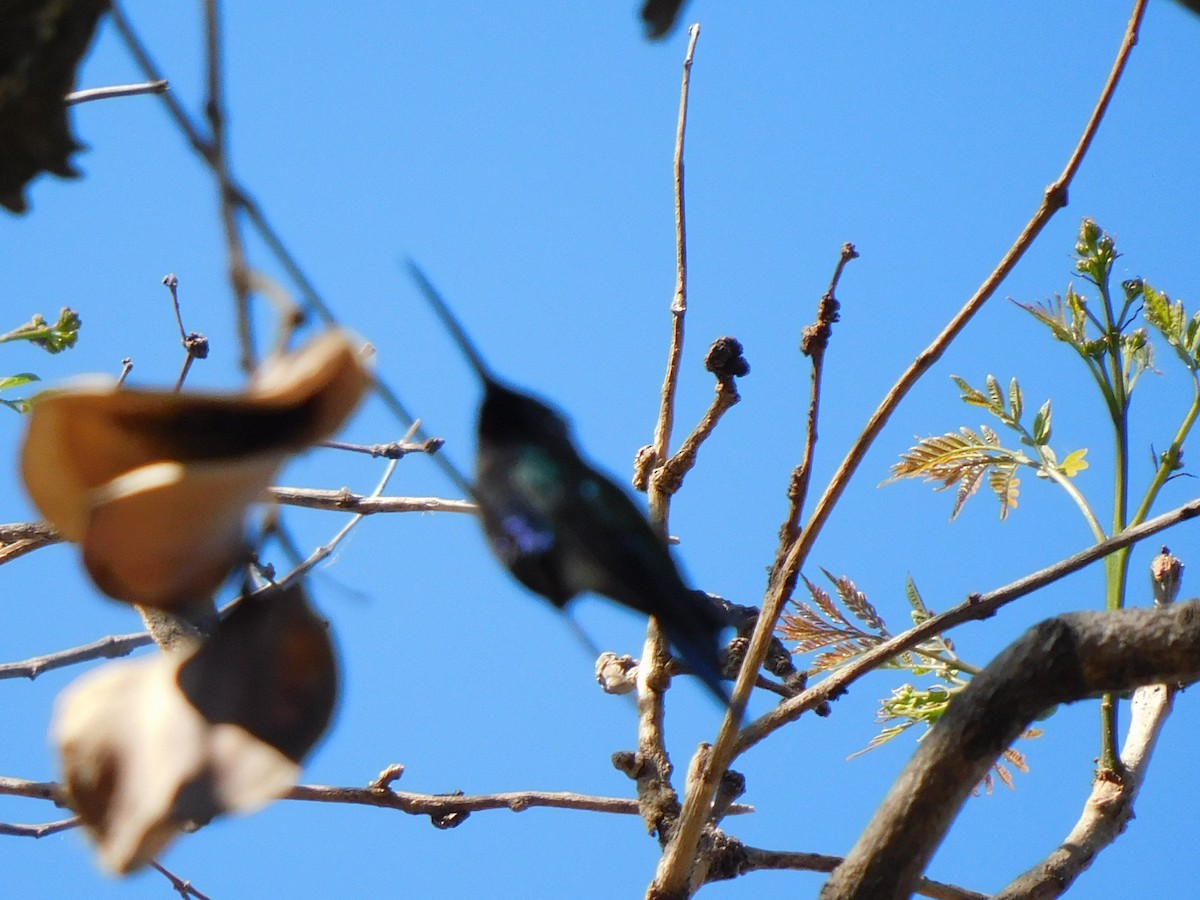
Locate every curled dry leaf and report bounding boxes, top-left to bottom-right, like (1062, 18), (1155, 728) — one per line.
(53, 582), (338, 874)
(20, 330), (372, 608)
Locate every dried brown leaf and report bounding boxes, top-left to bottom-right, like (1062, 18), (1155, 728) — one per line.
(53, 583), (336, 873)
(21, 330), (372, 607)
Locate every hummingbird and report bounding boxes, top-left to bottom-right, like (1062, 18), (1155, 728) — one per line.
(407, 262), (730, 703)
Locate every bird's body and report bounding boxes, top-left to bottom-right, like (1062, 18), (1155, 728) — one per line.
(408, 264), (730, 702)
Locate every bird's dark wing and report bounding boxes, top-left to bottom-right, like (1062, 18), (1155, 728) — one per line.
(554, 465), (731, 703)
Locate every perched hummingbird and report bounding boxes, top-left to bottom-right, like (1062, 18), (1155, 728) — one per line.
(407, 263), (730, 703)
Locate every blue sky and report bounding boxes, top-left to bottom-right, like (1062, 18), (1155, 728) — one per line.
(3, 2), (1200, 897)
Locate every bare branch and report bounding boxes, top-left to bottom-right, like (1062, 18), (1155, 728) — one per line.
(162, 273), (210, 390)
(634, 24), (704, 822)
(0, 777), (66, 803)
(821, 599), (1200, 899)
(287, 781), (751, 821)
(0, 522), (58, 543)
(0, 818), (79, 838)
(704, 841), (986, 900)
(107, 1), (429, 437)
(655, 5), (1149, 890)
(0, 631), (154, 681)
(0, 770), (749, 832)
(150, 861), (213, 900)
(203, 0), (256, 371)
(0, 521), (61, 566)
(65, 80), (167, 105)
(321, 436), (446, 459)
(268, 486), (476, 516)
(771, 243), (856, 581)
(646, 22), (702, 522)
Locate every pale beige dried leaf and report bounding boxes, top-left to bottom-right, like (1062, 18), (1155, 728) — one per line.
(52, 584), (336, 874)
(53, 650), (299, 873)
(21, 330), (372, 607)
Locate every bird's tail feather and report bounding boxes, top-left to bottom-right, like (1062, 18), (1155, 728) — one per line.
(660, 592), (734, 705)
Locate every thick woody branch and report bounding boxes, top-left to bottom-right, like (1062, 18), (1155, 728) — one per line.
(994, 549), (1184, 898)
(820, 600), (1200, 900)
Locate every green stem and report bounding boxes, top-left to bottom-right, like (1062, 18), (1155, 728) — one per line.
(1098, 271), (1129, 773)
(1040, 463), (1107, 545)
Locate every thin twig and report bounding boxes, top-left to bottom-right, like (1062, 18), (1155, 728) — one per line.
(0, 631), (154, 681)
(65, 80), (168, 105)
(151, 861), (213, 900)
(287, 781), (750, 820)
(268, 486), (476, 516)
(737, 492), (1200, 756)
(321, 437), (446, 460)
(161, 274), (210, 390)
(277, 439), (408, 586)
(108, 2), (428, 438)
(647, 22), (702, 525)
(596, 653), (797, 700)
(0, 772), (749, 825)
(0, 818), (79, 838)
(707, 844), (986, 900)
(204, 0), (255, 372)
(654, 338), (748, 497)
(0, 468), (466, 682)
(0, 777), (65, 802)
(771, 243), (856, 582)
(655, 5), (1148, 891)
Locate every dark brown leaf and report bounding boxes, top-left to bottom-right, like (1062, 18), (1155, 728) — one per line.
(53, 582), (338, 873)
(178, 583), (338, 764)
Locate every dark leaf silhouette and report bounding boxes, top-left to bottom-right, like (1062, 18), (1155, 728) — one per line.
(0, 0), (108, 213)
